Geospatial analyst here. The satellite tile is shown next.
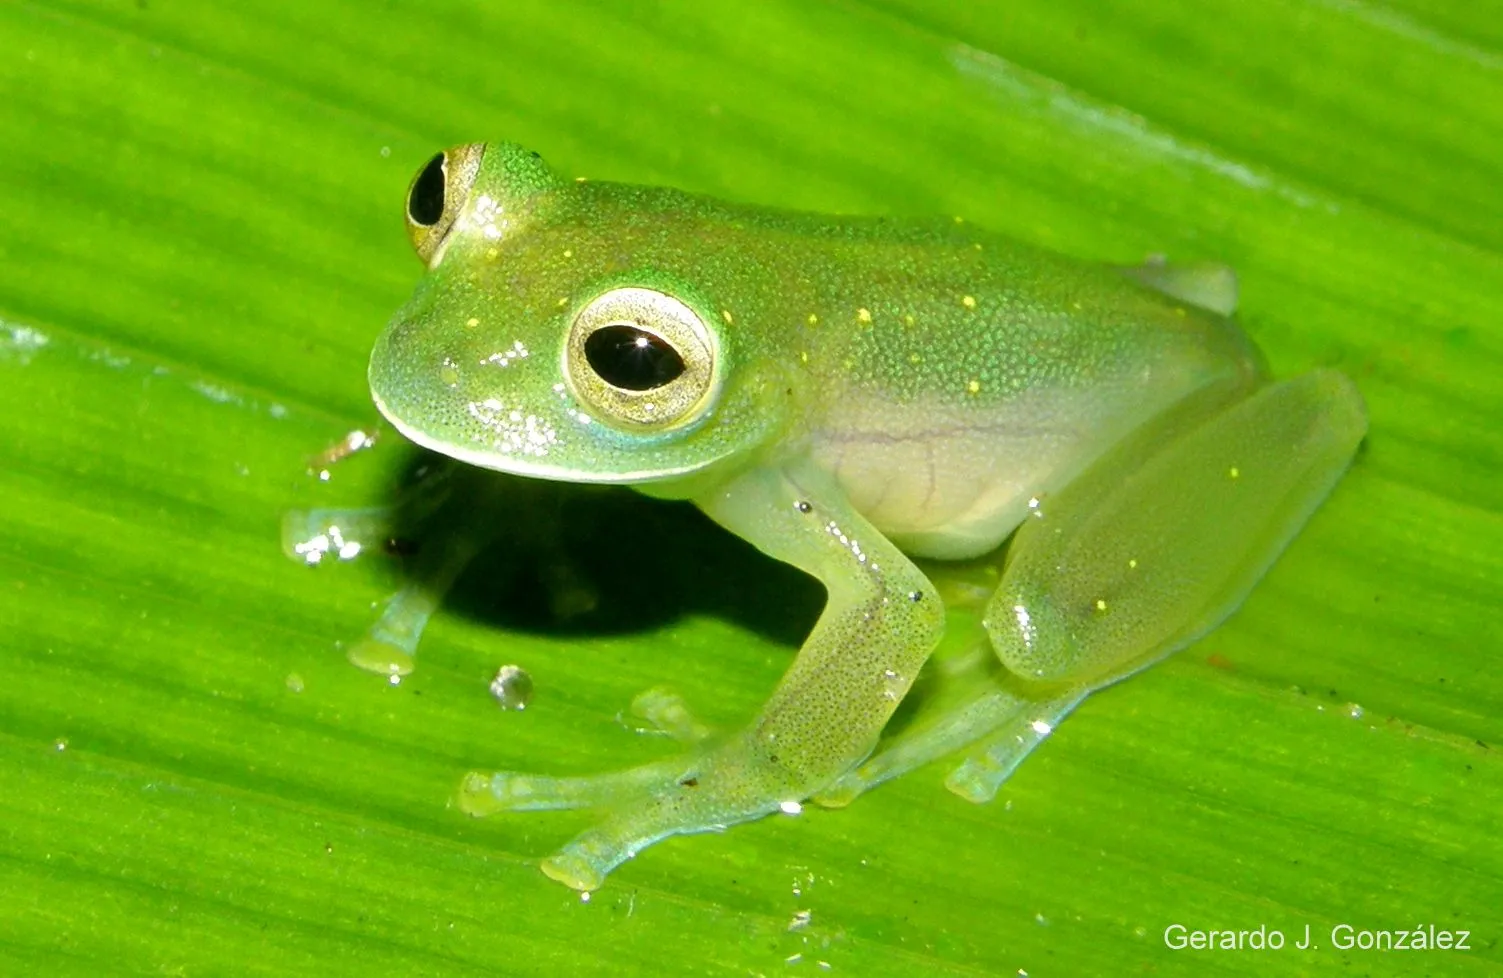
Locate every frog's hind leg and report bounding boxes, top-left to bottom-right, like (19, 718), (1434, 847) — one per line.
(821, 369), (1366, 807)
(963, 369), (1366, 796)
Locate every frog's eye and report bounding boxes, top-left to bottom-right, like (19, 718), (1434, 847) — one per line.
(565, 287), (720, 429)
(404, 143), (485, 267)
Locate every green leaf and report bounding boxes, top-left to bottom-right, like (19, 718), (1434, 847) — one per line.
(3, 1), (1499, 974)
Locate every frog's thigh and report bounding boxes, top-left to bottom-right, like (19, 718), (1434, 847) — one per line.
(989, 368), (1367, 692)
(938, 371), (1366, 801)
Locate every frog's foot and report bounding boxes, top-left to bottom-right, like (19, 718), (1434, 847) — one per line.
(622, 687), (712, 745)
(282, 504), (427, 675)
(285, 497), (481, 677)
(352, 535), (482, 677)
(281, 505), (396, 567)
(458, 742), (799, 891)
(943, 692), (1086, 803)
(813, 687), (1084, 807)
(345, 584), (428, 677)
(813, 687), (1020, 808)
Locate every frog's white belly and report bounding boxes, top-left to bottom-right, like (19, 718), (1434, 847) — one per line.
(808, 388), (1153, 560)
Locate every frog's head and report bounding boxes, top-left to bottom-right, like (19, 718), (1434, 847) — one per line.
(370, 143), (791, 492)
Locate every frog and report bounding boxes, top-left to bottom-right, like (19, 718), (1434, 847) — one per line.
(368, 142), (1367, 890)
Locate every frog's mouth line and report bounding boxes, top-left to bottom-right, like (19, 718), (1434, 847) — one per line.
(369, 388), (717, 486)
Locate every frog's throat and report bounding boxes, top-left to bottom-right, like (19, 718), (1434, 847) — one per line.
(371, 389), (729, 486)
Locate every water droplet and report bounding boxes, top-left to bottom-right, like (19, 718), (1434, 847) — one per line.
(490, 665), (534, 710)
(285, 673), (305, 694)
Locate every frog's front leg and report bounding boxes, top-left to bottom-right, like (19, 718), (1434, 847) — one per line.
(463, 459), (944, 890)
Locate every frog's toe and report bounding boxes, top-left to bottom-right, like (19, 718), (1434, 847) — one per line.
(457, 770), (580, 814)
(941, 695), (1078, 802)
(346, 637), (416, 677)
(626, 686), (711, 744)
(810, 774), (863, 809)
(457, 756), (689, 816)
(541, 845), (611, 892)
(943, 756), (1007, 803)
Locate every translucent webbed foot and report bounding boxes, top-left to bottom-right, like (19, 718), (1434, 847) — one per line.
(281, 505), (395, 567)
(458, 742), (799, 890)
(624, 687), (711, 745)
(285, 480), (483, 677)
(813, 687), (1027, 808)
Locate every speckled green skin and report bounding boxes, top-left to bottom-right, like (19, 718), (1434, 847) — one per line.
(371, 144), (1367, 889)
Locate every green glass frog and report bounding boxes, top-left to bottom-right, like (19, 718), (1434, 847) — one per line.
(367, 143), (1366, 890)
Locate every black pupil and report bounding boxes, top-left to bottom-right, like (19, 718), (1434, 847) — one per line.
(584, 324), (686, 391)
(408, 153), (447, 226)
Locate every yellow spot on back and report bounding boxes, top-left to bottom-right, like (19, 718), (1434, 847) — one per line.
(966, 379), (981, 394)
(1095, 599), (1108, 611)
(721, 309), (734, 325)
(857, 308), (872, 325)
(1128, 558), (1138, 569)
(1229, 466), (1240, 479)
(799, 350), (809, 364)
(807, 313), (819, 326)
(557, 297), (569, 309)
(563, 248), (574, 259)
(908, 352), (922, 365)
(904, 313), (916, 328)
(487, 248), (499, 260)
(465, 317), (479, 328)
(973, 242), (983, 251)
(962, 295), (977, 310)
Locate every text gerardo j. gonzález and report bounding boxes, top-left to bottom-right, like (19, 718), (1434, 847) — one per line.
(1163, 923), (1472, 952)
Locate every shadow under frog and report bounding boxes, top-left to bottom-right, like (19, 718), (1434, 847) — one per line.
(289, 444), (824, 669)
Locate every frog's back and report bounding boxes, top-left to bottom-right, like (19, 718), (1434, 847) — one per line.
(773, 224), (1265, 560)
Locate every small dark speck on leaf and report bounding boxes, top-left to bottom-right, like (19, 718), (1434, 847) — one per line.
(385, 537), (420, 557)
